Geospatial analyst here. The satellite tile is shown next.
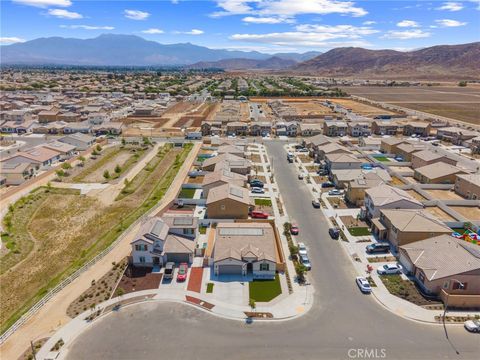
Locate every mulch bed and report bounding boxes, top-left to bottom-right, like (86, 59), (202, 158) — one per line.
(187, 267), (204, 293)
(244, 312), (273, 318)
(185, 295), (215, 310)
(115, 265), (162, 295)
(340, 216), (368, 228)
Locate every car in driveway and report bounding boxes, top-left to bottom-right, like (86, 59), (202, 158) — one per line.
(177, 263), (188, 282)
(251, 187), (265, 194)
(298, 242), (308, 256)
(321, 182), (335, 188)
(290, 224), (299, 235)
(250, 210), (269, 219)
(298, 148), (309, 153)
(328, 189), (342, 196)
(299, 254), (311, 270)
(312, 199), (321, 208)
(356, 276), (372, 293)
(366, 243), (390, 254)
(328, 227), (340, 239)
(377, 263), (403, 275)
(250, 180), (264, 188)
(164, 262), (175, 279)
(464, 319), (480, 333)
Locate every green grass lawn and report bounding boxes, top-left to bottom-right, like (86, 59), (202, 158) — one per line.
(249, 274), (282, 302)
(196, 156), (207, 162)
(199, 226), (208, 235)
(206, 283), (214, 293)
(254, 198), (272, 207)
(373, 155), (391, 162)
(347, 227), (371, 236)
(178, 188), (196, 198)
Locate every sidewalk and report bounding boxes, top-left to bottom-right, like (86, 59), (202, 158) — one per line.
(0, 142), (201, 360)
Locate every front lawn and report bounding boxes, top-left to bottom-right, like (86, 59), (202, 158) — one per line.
(178, 188), (196, 198)
(199, 226), (208, 235)
(254, 198), (272, 207)
(206, 283), (214, 293)
(347, 227), (371, 236)
(249, 274), (282, 302)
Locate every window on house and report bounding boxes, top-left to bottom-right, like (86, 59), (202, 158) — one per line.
(183, 228), (194, 235)
(135, 244), (142, 251)
(139, 256), (145, 263)
(260, 263), (269, 271)
(453, 282), (467, 290)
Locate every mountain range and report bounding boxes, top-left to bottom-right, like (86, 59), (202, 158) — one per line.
(0, 34), (320, 66)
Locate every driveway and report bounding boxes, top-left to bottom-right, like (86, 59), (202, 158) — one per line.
(65, 140), (479, 360)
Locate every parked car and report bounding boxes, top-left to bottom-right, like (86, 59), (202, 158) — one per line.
(394, 156), (403, 161)
(366, 243), (390, 254)
(321, 182), (335, 188)
(250, 210), (269, 219)
(298, 173), (305, 180)
(251, 187), (265, 194)
(356, 276), (372, 293)
(287, 157), (294, 163)
(377, 263), (403, 275)
(290, 224), (299, 235)
(328, 227), (340, 239)
(164, 262), (175, 279)
(317, 170), (328, 176)
(297, 242), (308, 256)
(464, 319), (480, 333)
(177, 263), (188, 282)
(312, 199), (321, 208)
(294, 144), (304, 150)
(328, 189), (342, 196)
(299, 255), (311, 270)
(250, 180), (264, 188)
(298, 148), (309, 153)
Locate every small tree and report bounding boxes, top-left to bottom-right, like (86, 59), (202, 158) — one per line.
(458, 80), (467, 87)
(78, 155), (86, 163)
(295, 262), (307, 283)
(56, 169), (65, 178)
(114, 164), (122, 174)
(96, 144), (102, 152)
(61, 162), (72, 170)
(249, 299), (256, 313)
(103, 170), (110, 180)
(121, 137), (126, 146)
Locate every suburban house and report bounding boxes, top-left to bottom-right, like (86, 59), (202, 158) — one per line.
(202, 154), (251, 175)
(212, 222), (278, 279)
(38, 110), (59, 123)
(347, 122), (371, 137)
(316, 142), (351, 160)
(345, 174), (386, 206)
(403, 121), (431, 137)
(130, 216), (196, 267)
(399, 235), (480, 307)
(226, 122), (249, 136)
(1, 146), (61, 169)
(358, 137), (381, 149)
(395, 142), (426, 162)
(380, 137), (408, 154)
(364, 184), (423, 220)
(372, 120), (402, 136)
(58, 133), (95, 151)
(201, 121), (222, 136)
(324, 153), (363, 171)
(436, 127), (478, 145)
(454, 174), (480, 200)
(413, 162), (467, 184)
(202, 169), (247, 196)
(216, 144), (245, 158)
(410, 149), (457, 169)
(323, 120), (347, 137)
(0, 162), (36, 185)
(299, 123), (324, 137)
(206, 183), (251, 219)
(42, 141), (76, 160)
(372, 209), (452, 249)
(250, 122), (272, 136)
(332, 168), (391, 189)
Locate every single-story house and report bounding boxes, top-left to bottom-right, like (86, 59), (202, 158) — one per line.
(325, 153), (363, 171)
(206, 183), (251, 219)
(413, 162), (467, 184)
(1, 146), (61, 168)
(42, 141), (76, 159)
(59, 133), (95, 151)
(202, 168), (247, 196)
(0, 162), (36, 185)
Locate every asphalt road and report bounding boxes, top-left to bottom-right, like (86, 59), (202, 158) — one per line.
(66, 140), (479, 360)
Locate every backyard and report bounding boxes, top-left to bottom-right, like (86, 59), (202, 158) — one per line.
(373, 155), (391, 162)
(249, 274), (282, 302)
(0, 143), (192, 333)
(178, 188), (196, 199)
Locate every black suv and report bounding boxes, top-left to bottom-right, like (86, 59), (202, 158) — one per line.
(328, 227), (340, 239)
(366, 243), (390, 254)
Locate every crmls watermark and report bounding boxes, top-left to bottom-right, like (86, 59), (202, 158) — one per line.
(347, 348), (387, 359)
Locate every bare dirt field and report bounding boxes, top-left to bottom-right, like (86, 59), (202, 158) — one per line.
(425, 206), (456, 222)
(406, 190), (427, 201)
(425, 189), (464, 200)
(287, 101), (334, 116)
(342, 86), (480, 124)
(327, 98), (395, 116)
(449, 206), (480, 220)
(82, 151), (132, 182)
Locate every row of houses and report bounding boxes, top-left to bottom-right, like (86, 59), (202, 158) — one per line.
(0, 119), (123, 136)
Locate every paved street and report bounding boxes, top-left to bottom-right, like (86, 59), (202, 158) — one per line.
(66, 140), (479, 360)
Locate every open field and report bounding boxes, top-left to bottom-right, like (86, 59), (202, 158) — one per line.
(327, 98), (396, 116)
(0, 144), (192, 333)
(342, 86), (480, 124)
(287, 101), (334, 116)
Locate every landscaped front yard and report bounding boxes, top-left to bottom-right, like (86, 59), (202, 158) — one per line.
(379, 275), (441, 306)
(249, 274), (282, 302)
(347, 227), (371, 236)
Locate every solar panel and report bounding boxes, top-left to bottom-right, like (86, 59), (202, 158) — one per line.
(229, 186), (244, 198)
(173, 217), (194, 226)
(219, 228), (264, 236)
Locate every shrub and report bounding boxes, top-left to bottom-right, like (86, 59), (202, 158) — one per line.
(114, 164), (122, 174)
(103, 170), (110, 179)
(96, 144), (102, 152)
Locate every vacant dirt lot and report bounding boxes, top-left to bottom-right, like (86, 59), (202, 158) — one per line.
(406, 190), (427, 201)
(327, 98), (395, 116)
(449, 206), (480, 220)
(425, 206), (456, 222)
(288, 101), (334, 116)
(425, 189), (463, 200)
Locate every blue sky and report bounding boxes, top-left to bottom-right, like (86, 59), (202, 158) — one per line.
(1, 0), (479, 53)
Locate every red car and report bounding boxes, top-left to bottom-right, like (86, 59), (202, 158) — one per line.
(290, 224), (299, 235)
(176, 263), (188, 282)
(250, 210), (269, 219)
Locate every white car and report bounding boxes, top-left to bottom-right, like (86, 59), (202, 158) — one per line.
(251, 187), (265, 194)
(298, 148), (309, 153)
(299, 255), (311, 270)
(377, 263), (403, 275)
(464, 319), (480, 333)
(356, 276), (372, 293)
(297, 242), (308, 257)
(328, 189), (342, 196)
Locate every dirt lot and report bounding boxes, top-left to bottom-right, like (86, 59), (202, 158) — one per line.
(342, 86), (480, 124)
(425, 189), (463, 200)
(115, 265), (162, 294)
(327, 98), (395, 116)
(287, 101), (334, 116)
(449, 206), (480, 220)
(406, 190), (427, 201)
(389, 176), (406, 186)
(425, 206), (456, 221)
(82, 151), (132, 182)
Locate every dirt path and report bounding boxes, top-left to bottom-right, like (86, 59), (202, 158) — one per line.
(0, 142), (200, 360)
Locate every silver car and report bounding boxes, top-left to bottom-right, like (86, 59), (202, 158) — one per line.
(356, 276), (372, 293)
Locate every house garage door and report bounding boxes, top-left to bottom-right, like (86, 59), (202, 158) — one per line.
(218, 264), (242, 275)
(166, 253), (190, 264)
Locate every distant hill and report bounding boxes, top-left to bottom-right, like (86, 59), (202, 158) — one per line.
(185, 56), (297, 70)
(0, 34), (318, 66)
(293, 42), (480, 78)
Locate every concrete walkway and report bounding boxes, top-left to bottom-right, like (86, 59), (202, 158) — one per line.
(0, 142), (201, 360)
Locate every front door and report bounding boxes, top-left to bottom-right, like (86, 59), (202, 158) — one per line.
(153, 257), (160, 266)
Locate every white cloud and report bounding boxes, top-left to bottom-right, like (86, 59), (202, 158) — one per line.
(124, 9), (150, 20)
(212, 0), (367, 18)
(242, 16), (292, 24)
(174, 29), (204, 35)
(382, 29), (431, 40)
(295, 24), (379, 36)
(363, 21), (376, 25)
(435, 19), (467, 27)
(60, 25), (115, 30)
(47, 8), (83, 19)
(12, 0), (71, 8)
(397, 20), (420, 28)
(436, 2), (464, 11)
(142, 28), (165, 34)
(0, 37), (26, 44)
